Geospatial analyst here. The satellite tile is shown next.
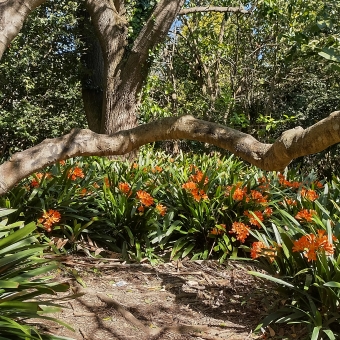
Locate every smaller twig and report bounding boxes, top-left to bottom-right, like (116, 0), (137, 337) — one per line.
(79, 328), (90, 339)
(97, 293), (149, 334)
(73, 311), (96, 317)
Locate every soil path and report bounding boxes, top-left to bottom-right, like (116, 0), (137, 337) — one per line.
(37, 257), (305, 340)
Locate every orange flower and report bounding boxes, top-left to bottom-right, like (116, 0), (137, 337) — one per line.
(34, 173), (43, 180)
(191, 188), (208, 202)
(132, 163), (138, 169)
(284, 198), (297, 206)
(182, 181), (197, 190)
(250, 241), (266, 259)
(301, 188), (319, 201)
(258, 176), (270, 191)
(136, 190), (154, 207)
(250, 190), (267, 204)
(31, 172), (52, 187)
(68, 167), (84, 180)
(118, 182), (131, 195)
(292, 230), (335, 261)
(59, 160), (66, 166)
(264, 207), (273, 216)
(211, 224), (226, 236)
(80, 188), (87, 196)
(295, 209), (317, 223)
(156, 203), (167, 216)
(152, 166), (162, 173)
(104, 177), (110, 187)
(278, 174), (301, 189)
(31, 179), (40, 188)
(244, 210), (264, 228)
(138, 205), (145, 213)
(290, 181), (300, 189)
(250, 241), (276, 262)
(93, 182), (100, 189)
(314, 181), (323, 189)
(38, 209), (61, 232)
(190, 170), (209, 185)
(232, 187), (246, 201)
(229, 222), (250, 243)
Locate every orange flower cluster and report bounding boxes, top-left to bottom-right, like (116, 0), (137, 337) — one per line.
(38, 209), (61, 232)
(283, 198), (297, 206)
(152, 166), (162, 173)
(118, 182), (131, 196)
(314, 181), (323, 189)
(182, 167), (209, 202)
(257, 176), (270, 191)
(250, 241), (276, 262)
(136, 190), (154, 207)
(229, 222), (250, 243)
(295, 209), (317, 223)
(292, 230), (336, 261)
(244, 210), (264, 228)
(68, 167), (84, 180)
(226, 184), (268, 204)
(250, 190), (267, 204)
(278, 174), (300, 189)
(232, 187), (247, 201)
(156, 203), (167, 216)
(31, 172), (52, 187)
(300, 188), (318, 201)
(80, 188), (88, 196)
(190, 169), (209, 185)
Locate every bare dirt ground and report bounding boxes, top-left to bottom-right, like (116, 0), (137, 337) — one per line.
(36, 256), (307, 340)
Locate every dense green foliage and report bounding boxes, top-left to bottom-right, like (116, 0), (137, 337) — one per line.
(0, 209), (74, 340)
(141, 0), (340, 174)
(0, 0), (86, 160)
(3, 153), (340, 337)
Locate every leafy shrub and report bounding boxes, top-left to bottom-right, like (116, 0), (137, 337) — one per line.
(0, 208), (74, 340)
(3, 151), (340, 337)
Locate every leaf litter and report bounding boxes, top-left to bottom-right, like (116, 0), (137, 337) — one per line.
(34, 256), (308, 340)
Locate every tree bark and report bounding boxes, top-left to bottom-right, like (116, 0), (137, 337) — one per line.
(1, 111), (340, 196)
(0, 0), (46, 59)
(79, 6), (104, 133)
(85, 0), (185, 135)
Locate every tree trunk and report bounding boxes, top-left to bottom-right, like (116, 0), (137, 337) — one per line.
(85, 0), (185, 136)
(79, 6), (104, 133)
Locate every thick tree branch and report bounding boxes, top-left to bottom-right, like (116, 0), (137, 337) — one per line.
(0, 0), (46, 59)
(130, 0), (185, 68)
(1, 111), (340, 195)
(178, 6), (249, 15)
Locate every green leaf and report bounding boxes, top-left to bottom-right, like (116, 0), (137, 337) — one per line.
(324, 281), (340, 288)
(318, 48), (340, 63)
(311, 326), (320, 340)
(248, 271), (295, 288)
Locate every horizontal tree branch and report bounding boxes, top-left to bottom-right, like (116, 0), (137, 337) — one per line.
(178, 6), (249, 15)
(1, 111), (340, 195)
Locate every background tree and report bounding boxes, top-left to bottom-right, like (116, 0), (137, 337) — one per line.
(0, 0), (86, 160)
